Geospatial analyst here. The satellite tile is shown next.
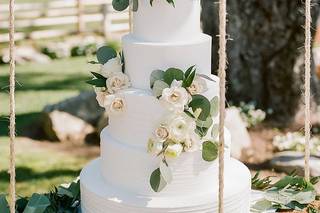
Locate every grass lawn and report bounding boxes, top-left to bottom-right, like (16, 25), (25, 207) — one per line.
(0, 56), (98, 196)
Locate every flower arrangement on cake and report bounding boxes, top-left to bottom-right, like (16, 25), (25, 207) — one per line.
(148, 66), (220, 191)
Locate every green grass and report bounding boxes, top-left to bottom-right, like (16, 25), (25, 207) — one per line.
(0, 56), (98, 196)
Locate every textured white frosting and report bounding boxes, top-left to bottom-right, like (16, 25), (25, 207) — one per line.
(133, 0), (201, 42)
(107, 75), (219, 147)
(122, 34), (212, 90)
(100, 127), (231, 197)
(81, 158), (251, 212)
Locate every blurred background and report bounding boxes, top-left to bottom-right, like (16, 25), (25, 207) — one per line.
(0, 0), (320, 197)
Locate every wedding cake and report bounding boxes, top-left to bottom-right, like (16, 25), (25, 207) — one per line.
(80, 0), (251, 212)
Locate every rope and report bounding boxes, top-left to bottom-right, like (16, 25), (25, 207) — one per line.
(8, 0), (16, 212)
(304, 0), (311, 181)
(218, 0), (227, 212)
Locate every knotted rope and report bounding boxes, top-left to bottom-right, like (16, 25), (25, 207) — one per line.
(218, 0), (227, 212)
(8, 0), (16, 212)
(304, 0), (311, 181)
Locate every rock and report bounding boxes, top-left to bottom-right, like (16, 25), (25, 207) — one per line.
(225, 107), (252, 159)
(2, 46), (50, 64)
(43, 110), (95, 143)
(270, 151), (320, 176)
(43, 91), (104, 126)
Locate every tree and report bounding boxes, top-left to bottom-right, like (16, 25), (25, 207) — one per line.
(201, 0), (320, 124)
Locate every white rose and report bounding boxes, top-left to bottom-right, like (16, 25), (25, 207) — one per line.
(164, 143), (183, 158)
(95, 89), (107, 107)
(165, 113), (196, 142)
(184, 132), (200, 152)
(104, 95), (126, 113)
(187, 75), (208, 95)
(155, 125), (170, 142)
(147, 137), (163, 154)
(106, 72), (131, 94)
(160, 80), (190, 113)
(101, 57), (122, 78)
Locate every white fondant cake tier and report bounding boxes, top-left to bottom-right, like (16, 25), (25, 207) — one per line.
(108, 77), (219, 147)
(81, 158), (251, 213)
(133, 0), (201, 42)
(100, 128), (231, 197)
(122, 34), (212, 90)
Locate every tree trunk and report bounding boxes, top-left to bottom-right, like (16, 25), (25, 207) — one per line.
(201, 0), (320, 124)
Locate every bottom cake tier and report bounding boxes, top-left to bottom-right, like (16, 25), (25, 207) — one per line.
(80, 158), (251, 213)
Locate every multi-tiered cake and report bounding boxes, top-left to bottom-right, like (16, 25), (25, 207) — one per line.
(80, 0), (251, 212)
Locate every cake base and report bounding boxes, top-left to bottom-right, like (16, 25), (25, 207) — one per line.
(80, 158), (251, 213)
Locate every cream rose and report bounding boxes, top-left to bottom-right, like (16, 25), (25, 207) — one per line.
(187, 75), (208, 95)
(160, 80), (190, 113)
(155, 125), (170, 142)
(106, 72), (131, 94)
(147, 137), (163, 154)
(164, 143), (183, 158)
(101, 57), (122, 78)
(95, 89), (107, 108)
(104, 95), (126, 113)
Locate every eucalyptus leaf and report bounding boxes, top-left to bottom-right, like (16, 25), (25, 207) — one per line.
(159, 161), (172, 184)
(196, 117), (213, 129)
(0, 195), (9, 213)
(163, 68), (184, 86)
(152, 80), (169, 98)
(112, 0), (130, 11)
(202, 141), (218, 162)
(250, 199), (274, 212)
(23, 193), (50, 213)
(132, 0), (139, 11)
(150, 70), (165, 88)
(150, 168), (167, 192)
(210, 96), (219, 117)
(86, 78), (106, 87)
(189, 95), (211, 121)
(96, 46), (117, 64)
(90, 72), (106, 80)
(211, 124), (219, 139)
(16, 197), (29, 212)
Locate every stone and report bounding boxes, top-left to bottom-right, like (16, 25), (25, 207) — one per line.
(270, 151), (320, 177)
(225, 107), (252, 159)
(43, 91), (104, 126)
(2, 46), (50, 64)
(43, 110), (95, 143)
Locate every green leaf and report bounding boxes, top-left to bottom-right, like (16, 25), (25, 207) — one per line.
(16, 197), (28, 212)
(210, 96), (219, 117)
(196, 117), (213, 129)
(132, 0), (139, 11)
(112, 0), (130, 11)
(197, 74), (215, 82)
(150, 70), (165, 88)
(58, 181), (80, 199)
(159, 160), (172, 184)
(163, 68), (184, 86)
(189, 94), (211, 121)
(182, 69), (196, 88)
(0, 195), (9, 213)
(23, 193), (50, 213)
(88, 60), (99, 64)
(152, 80), (169, 98)
(96, 46), (117, 64)
(211, 124), (219, 139)
(251, 199), (274, 212)
(86, 78), (106, 87)
(91, 72), (106, 80)
(150, 168), (167, 192)
(202, 141), (218, 162)
(184, 65), (195, 78)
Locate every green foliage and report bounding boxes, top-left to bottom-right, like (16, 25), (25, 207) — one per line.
(150, 168), (167, 192)
(150, 70), (165, 88)
(202, 141), (218, 162)
(86, 78), (106, 87)
(251, 173), (320, 212)
(163, 68), (184, 86)
(189, 95), (211, 121)
(0, 180), (81, 213)
(132, 0), (139, 11)
(210, 96), (219, 117)
(112, 0), (130, 11)
(182, 65), (196, 88)
(152, 80), (169, 98)
(96, 46), (117, 65)
(251, 172), (272, 190)
(150, 0), (175, 7)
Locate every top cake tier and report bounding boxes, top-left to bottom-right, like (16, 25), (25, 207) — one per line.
(132, 0), (201, 42)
